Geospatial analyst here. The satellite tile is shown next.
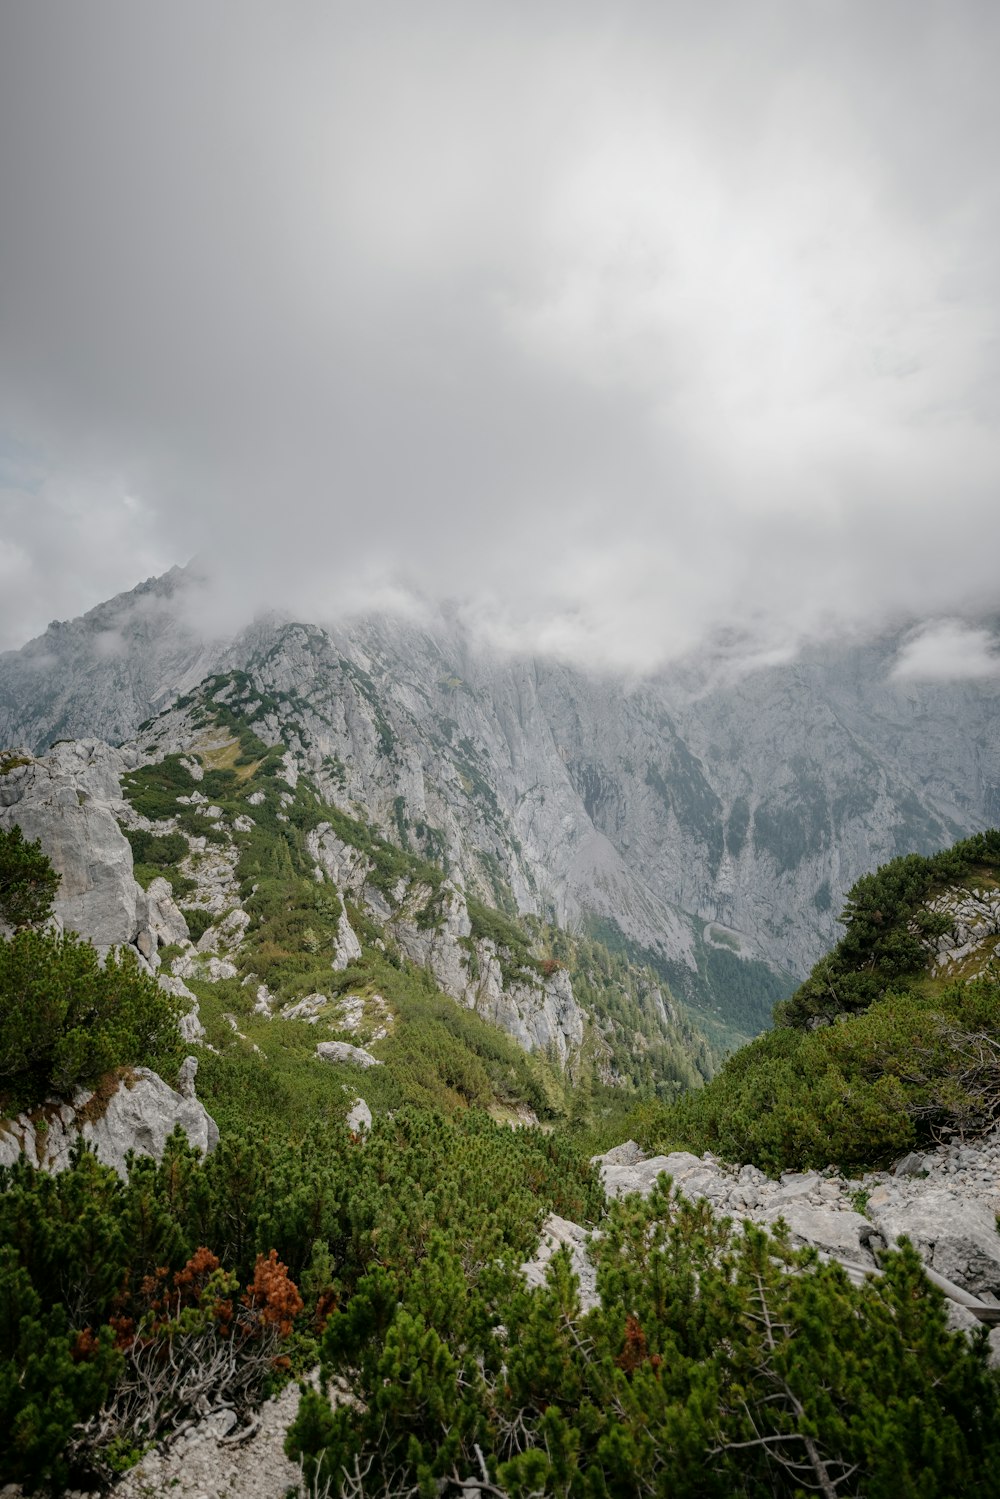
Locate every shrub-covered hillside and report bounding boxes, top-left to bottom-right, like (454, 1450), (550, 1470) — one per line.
(641, 832), (1000, 1172)
(3, 732), (1000, 1493)
(114, 672), (717, 1134)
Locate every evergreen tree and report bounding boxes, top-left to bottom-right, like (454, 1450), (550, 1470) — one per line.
(0, 825), (60, 930)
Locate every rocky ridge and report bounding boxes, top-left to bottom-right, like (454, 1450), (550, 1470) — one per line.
(4, 571), (999, 1035)
(0, 1059), (218, 1178)
(528, 1133), (1000, 1353)
(0, 717), (618, 1084)
(107, 682), (635, 1068)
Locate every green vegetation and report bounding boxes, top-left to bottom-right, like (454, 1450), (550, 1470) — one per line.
(190, 965), (558, 1139)
(120, 754), (195, 821)
(0, 930), (183, 1114)
(633, 832), (1000, 1173)
(582, 914), (794, 1052)
(778, 829), (1000, 1029)
(0, 752), (32, 775)
(180, 906), (213, 943)
(0, 1109), (599, 1491)
(0, 824), (60, 930)
(5, 687), (1000, 1494)
(656, 976), (1000, 1173)
(289, 1177), (1000, 1498)
(556, 927), (715, 1096)
(123, 828), (189, 895)
(0, 833), (182, 1115)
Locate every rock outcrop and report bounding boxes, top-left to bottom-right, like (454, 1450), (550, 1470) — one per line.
(0, 741), (206, 1042)
(308, 825), (587, 1063)
(0, 741), (149, 953)
(315, 1040), (383, 1069)
(5, 569), (1000, 1035)
(0, 1059), (219, 1178)
(923, 885), (1000, 977)
(584, 1130), (1000, 1334)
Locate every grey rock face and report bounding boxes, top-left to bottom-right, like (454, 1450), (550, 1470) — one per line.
(0, 1063), (219, 1178)
(597, 1149), (703, 1201)
(282, 992), (329, 1023)
(308, 830), (589, 1063)
(315, 1040), (383, 1068)
(923, 886), (1000, 977)
(0, 740), (149, 952)
(5, 573), (999, 1011)
(522, 1214), (600, 1313)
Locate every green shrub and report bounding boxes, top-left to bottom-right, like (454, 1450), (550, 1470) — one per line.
(0, 825), (60, 930)
(180, 907), (214, 944)
(655, 978), (1000, 1173)
(0, 929), (183, 1111)
(288, 1179), (1000, 1498)
(778, 831), (1000, 1029)
(120, 755), (194, 820)
(124, 828), (187, 870)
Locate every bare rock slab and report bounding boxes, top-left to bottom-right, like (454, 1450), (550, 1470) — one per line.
(315, 1040), (383, 1068)
(867, 1188), (1000, 1297)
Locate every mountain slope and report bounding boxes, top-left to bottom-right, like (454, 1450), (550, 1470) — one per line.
(3, 568), (999, 1041)
(654, 830), (1000, 1172)
(2, 675), (716, 1128)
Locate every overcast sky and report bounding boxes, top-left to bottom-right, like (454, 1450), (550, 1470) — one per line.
(1, 2), (998, 674)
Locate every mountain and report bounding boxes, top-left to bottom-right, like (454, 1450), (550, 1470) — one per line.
(5, 711), (1000, 1491)
(3, 567), (999, 1044)
(0, 691), (716, 1138)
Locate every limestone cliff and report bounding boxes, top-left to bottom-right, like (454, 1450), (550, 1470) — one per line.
(2, 569), (998, 1037)
(0, 739), (203, 1038)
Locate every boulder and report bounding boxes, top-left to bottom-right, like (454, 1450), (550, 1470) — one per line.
(315, 1041), (383, 1068)
(595, 1148), (708, 1201)
(893, 1151), (927, 1178)
(0, 1062), (219, 1179)
(760, 1204), (876, 1264)
(867, 1188), (1000, 1297)
(595, 1139), (644, 1169)
(346, 1097), (373, 1133)
(283, 992), (330, 1022)
(522, 1214), (599, 1313)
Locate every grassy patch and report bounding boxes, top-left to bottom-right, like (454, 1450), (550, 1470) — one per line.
(193, 734), (265, 782)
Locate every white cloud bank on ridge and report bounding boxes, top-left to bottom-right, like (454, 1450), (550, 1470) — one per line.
(0, 3), (998, 669)
(891, 620), (1000, 681)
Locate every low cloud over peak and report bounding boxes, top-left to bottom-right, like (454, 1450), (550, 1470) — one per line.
(891, 621), (1000, 682)
(1, 3), (999, 665)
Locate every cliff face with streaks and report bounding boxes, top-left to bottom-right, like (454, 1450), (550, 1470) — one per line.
(2, 570), (998, 1039)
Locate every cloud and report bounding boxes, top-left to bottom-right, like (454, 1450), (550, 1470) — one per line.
(0, 2), (999, 665)
(891, 620), (1000, 681)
